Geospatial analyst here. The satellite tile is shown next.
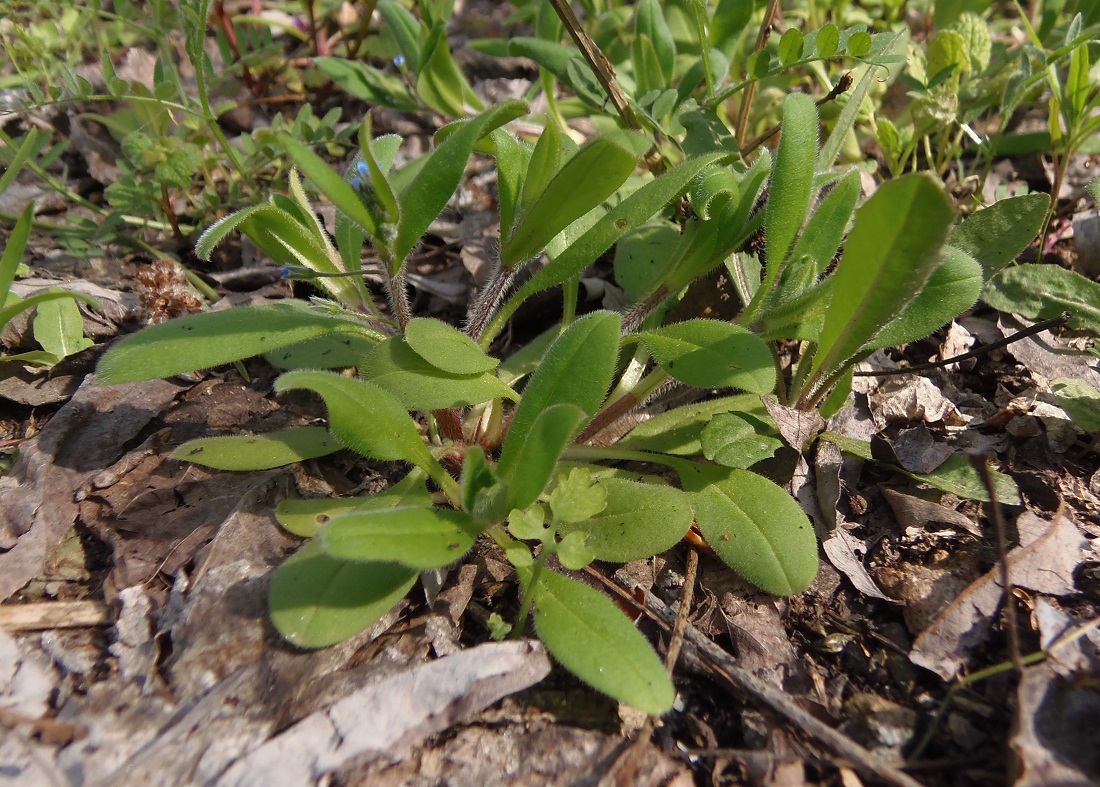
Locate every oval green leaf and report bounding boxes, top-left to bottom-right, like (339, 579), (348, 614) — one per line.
(97, 303), (370, 385)
(867, 245), (983, 349)
(982, 264), (1100, 332)
(501, 131), (651, 268)
(274, 370), (436, 470)
(532, 569), (674, 715)
(557, 478), (693, 562)
(948, 193), (1049, 278)
(498, 311), (622, 473)
(685, 467), (818, 595)
(269, 540), (417, 648)
(810, 173), (956, 382)
(361, 335), (517, 410)
(501, 404), (588, 510)
(404, 317), (499, 374)
(276, 471), (431, 537)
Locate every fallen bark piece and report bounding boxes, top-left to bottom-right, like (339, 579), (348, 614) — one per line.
(0, 600), (111, 632)
(0, 377), (180, 601)
(214, 640), (553, 786)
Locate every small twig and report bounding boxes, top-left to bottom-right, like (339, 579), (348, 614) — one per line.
(664, 547), (698, 673)
(969, 451), (1024, 675)
(546, 0), (643, 132)
(742, 73), (854, 156)
(853, 311), (1072, 377)
(582, 566), (924, 787)
(643, 591), (926, 787)
(735, 0), (782, 147)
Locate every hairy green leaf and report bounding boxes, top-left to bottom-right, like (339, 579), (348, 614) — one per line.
(557, 478), (693, 562)
(532, 570), (674, 714)
(171, 426), (340, 471)
(274, 370), (436, 470)
(404, 317), (498, 374)
(765, 93), (818, 271)
(501, 131), (651, 267)
(321, 506), (478, 568)
(982, 264), (1100, 331)
(499, 404), (588, 511)
(32, 295), (92, 360)
(685, 467), (818, 595)
(361, 335), (517, 410)
(809, 174), (955, 384)
(949, 193), (1049, 277)
(637, 320), (776, 392)
(269, 540), (416, 648)
(97, 304), (371, 384)
(498, 312), (621, 472)
(868, 246), (983, 349)
(276, 472), (431, 537)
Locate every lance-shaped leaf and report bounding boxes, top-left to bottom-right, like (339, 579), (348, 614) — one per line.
(32, 296), (93, 360)
(637, 320), (776, 392)
(321, 506), (479, 569)
(0, 204), (34, 300)
(500, 404), (588, 511)
(171, 426), (340, 471)
(531, 569), (674, 715)
(360, 335), (517, 410)
(515, 120), (564, 221)
(269, 540), (416, 648)
(764, 93), (819, 271)
(393, 100), (527, 263)
(785, 168), (860, 278)
(277, 471), (429, 538)
(501, 131), (651, 268)
(498, 311), (621, 474)
(556, 478), (693, 562)
(279, 134), (382, 242)
(97, 304), (376, 384)
(274, 370), (436, 470)
(378, 0), (421, 72)
(485, 152), (733, 343)
(809, 173), (955, 383)
(684, 466), (818, 596)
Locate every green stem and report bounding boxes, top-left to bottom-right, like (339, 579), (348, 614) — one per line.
(692, 0), (715, 101)
(512, 547), (548, 639)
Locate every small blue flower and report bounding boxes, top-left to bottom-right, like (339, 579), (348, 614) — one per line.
(279, 266), (291, 278)
(356, 160), (370, 178)
(349, 176), (364, 190)
(393, 54), (406, 67)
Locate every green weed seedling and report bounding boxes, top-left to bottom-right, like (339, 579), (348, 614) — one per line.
(0, 205), (98, 367)
(94, 3), (1053, 715)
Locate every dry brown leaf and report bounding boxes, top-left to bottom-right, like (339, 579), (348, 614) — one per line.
(881, 488), (981, 536)
(910, 511), (1087, 678)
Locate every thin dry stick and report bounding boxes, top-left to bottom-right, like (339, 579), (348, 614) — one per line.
(643, 592), (927, 787)
(545, 0), (642, 132)
(595, 550), (699, 787)
(583, 567), (925, 787)
(854, 311), (1072, 377)
(664, 547), (699, 673)
(735, 0), (782, 146)
(741, 72), (854, 156)
(969, 451), (1024, 675)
